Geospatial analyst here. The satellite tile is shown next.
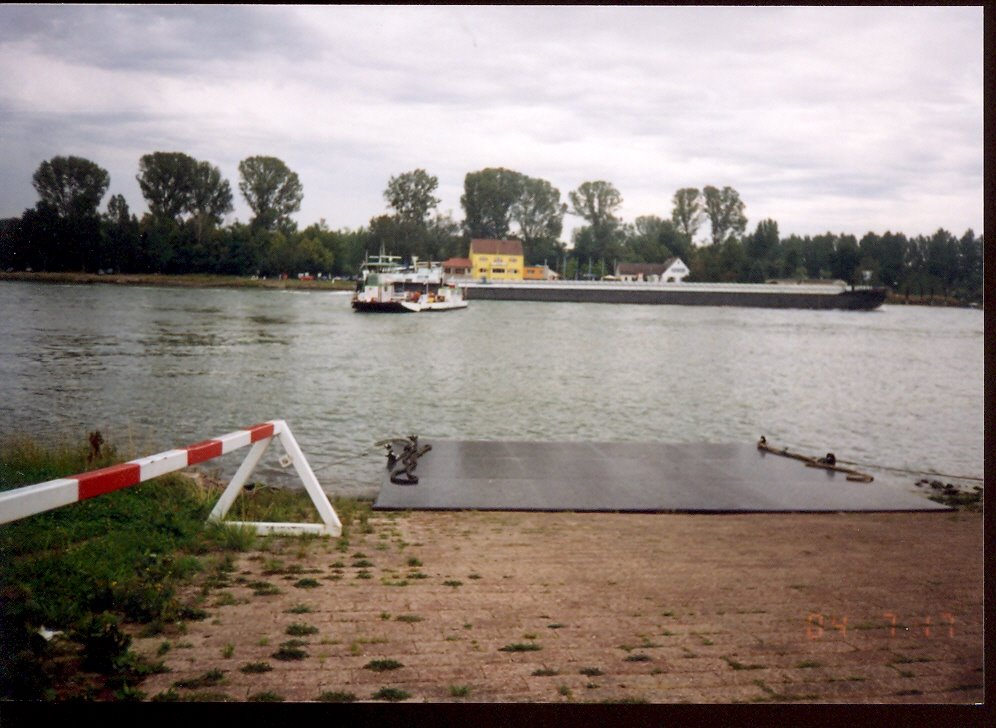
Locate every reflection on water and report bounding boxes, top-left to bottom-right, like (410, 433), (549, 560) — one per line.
(0, 281), (983, 497)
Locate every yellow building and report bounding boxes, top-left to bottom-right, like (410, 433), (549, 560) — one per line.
(469, 239), (524, 281)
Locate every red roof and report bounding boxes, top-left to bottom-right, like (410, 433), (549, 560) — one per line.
(443, 257), (472, 268)
(470, 239), (523, 256)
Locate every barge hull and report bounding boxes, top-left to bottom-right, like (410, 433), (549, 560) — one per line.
(462, 284), (886, 310)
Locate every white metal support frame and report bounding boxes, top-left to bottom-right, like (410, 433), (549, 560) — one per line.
(207, 421), (343, 537)
(0, 419), (342, 538)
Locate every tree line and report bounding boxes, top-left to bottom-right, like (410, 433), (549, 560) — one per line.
(0, 154), (983, 301)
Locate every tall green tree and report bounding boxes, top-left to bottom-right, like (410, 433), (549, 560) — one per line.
(238, 156), (303, 233)
(511, 176), (567, 265)
(32, 156), (109, 221)
(384, 169), (441, 226)
(569, 180), (623, 230)
(956, 229), (982, 297)
(189, 161), (234, 234)
(625, 215), (683, 263)
(702, 185), (747, 246)
(568, 180), (625, 266)
(461, 167), (527, 239)
(25, 156), (109, 271)
(137, 152), (199, 223)
(99, 194), (140, 272)
(670, 187), (704, 243)
(831, 233), (860, 283)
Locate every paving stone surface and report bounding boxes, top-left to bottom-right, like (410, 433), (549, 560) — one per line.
(131, 510), (983, 704)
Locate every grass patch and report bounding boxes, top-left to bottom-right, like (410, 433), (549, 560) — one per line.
(723, 656), (766, 671)
(531, 667), (559, 676)
(0, 434), (380, 701)
(395, 614), (423, 624)
(285, 623), (319, 636)
(249, 580), (281, 596)
(364, 659), (403, 672)
(272, 643), (308, 661)
(372, 686), (409, 702)
(449, 684), (471, 697)
(317, 690), (357, 703)
(499, 642), (542, 653)
(580, 667), (604, 676)
(239, 662), (273, 674)
(624, 654), (652, 662)
(248, 691), (284, 702)
(173, 669), (226, 690)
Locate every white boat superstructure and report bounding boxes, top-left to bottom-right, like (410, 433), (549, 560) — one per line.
(352, 254), (467, 313)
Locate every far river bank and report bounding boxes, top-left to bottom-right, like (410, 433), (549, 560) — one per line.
(0, 271), (979, 306)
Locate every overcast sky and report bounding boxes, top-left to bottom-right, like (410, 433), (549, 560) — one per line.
(0, 5), (984, 243)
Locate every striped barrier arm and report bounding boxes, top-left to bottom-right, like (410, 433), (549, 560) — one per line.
(0, 420), (341, 536)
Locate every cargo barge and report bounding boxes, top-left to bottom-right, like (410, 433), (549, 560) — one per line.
(461, 280), (887, 310)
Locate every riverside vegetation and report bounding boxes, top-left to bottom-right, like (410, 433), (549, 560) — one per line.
(1, 155), (983, 303)
(0, 432), (371, 701)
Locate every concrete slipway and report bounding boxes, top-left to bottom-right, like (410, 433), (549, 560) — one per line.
(373, 440), (948, 513)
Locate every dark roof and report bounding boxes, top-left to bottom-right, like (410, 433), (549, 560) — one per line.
(616, 258), (680, 275)
(470, 239), (524, 256)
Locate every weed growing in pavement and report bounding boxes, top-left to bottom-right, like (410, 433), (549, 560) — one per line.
(285, 623), (319, 636)
(531, 668), (559, 676)
(499, 642), (542, 652)
(724, 656), (765, 671)
(249, 580), (281, 596)
(248, 691), (284, 702)
(317, 690), (357, 702)
(372, 686), (409, 701)
(272, 640), (309, 660)
(173, 669), (225, 690)
(365, 659), (403, 672)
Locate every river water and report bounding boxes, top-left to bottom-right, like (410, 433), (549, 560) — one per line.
(0, 281), (984, 497)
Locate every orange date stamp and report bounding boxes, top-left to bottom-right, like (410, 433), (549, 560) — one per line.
(806, 611), (956, 639)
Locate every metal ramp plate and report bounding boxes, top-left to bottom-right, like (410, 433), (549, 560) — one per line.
(372, 441), (949, 512)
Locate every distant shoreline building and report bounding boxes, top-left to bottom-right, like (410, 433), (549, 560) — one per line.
(469, 239), (524, 281)
(615, 258), (689, 283)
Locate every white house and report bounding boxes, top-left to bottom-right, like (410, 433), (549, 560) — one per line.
(615, 257), (689, 282)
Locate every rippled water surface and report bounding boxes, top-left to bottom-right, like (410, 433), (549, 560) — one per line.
(0, 281), (983, 496)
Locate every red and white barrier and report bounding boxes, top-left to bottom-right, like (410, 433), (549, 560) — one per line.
(0, 420), (342, 537)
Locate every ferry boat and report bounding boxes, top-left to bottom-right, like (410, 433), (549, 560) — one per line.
(352, 254), (468, 313)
